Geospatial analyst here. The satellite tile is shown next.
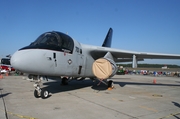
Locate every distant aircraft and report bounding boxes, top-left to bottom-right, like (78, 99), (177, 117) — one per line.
(10, 28), (180, 99)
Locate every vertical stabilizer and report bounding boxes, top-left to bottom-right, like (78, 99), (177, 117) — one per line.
(102, 28), (113, 47)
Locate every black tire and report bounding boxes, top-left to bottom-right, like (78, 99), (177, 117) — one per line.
(28, 74), (33, 79)
(61, 77), (68, 85)
(108, 80), (114, 88)
(41, 89), (49, 99)
(34, 90), (41, 98)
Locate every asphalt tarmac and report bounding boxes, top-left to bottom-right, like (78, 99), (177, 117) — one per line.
(0, 74), (180, 119)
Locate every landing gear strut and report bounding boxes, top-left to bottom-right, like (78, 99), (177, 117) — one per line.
(33, 76), (49, 99)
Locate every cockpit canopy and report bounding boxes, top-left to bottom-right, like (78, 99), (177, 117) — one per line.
(20, 31), (74, 53)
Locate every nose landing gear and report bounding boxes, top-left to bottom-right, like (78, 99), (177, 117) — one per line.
(33, 76), (49, 99)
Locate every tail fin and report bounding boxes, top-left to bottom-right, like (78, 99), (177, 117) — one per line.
(102, 28), (113, 47)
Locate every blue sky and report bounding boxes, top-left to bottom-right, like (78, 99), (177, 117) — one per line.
(0, 0), (180, 65)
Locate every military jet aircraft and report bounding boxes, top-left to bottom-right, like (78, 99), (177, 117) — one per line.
(10, 28), (180, 99)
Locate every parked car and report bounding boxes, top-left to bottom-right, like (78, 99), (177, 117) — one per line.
(0, 65), (15, 71)
(0, 58), (15, 72)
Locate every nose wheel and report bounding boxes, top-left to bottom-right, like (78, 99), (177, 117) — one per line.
(41, 89), (49, 99)
(33, 76), (49, 99)
(34, 86), (49, 99)
(34, 88), (41, 98)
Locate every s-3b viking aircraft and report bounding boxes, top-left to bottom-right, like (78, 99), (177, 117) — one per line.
(11, 28), (180, 99)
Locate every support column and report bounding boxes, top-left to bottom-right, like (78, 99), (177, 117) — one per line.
(132, 55), (137, 68)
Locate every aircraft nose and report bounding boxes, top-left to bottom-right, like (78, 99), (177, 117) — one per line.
(11, 49), (53, 75)
(11, 50), (38, 73)
(11, 50), (28, 71)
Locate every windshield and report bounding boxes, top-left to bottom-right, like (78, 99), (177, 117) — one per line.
(20, 31), (74, 53)
(31, 32), (60, 46)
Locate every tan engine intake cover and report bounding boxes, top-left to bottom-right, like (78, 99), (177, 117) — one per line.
(92, 58), (112, 79)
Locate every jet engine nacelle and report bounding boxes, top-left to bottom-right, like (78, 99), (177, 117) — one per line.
(92, 58), (118, 79)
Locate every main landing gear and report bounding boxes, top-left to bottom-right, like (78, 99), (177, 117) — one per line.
(107, 80), (114, 89)
(97, 79), (114, 89)
(61, 77), (69, 85)
(33, 76), (49, 99)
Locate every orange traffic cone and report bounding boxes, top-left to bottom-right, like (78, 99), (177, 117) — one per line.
(0, 74), (3, 79)
(153, 79), (156, 84)
(6, 72), (9, 76)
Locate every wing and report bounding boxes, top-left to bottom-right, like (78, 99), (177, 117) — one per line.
(82, 27), (180, 63)
(87, 45), (180, 62)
